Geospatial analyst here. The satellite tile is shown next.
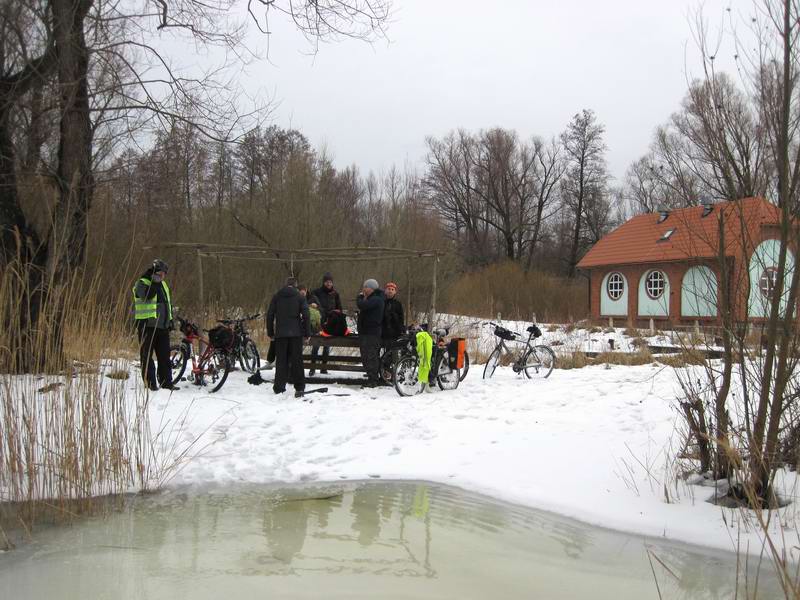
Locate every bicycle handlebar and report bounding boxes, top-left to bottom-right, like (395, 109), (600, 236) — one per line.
(217, 313), (261, 326)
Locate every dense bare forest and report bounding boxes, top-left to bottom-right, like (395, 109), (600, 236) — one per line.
(5, 0), (800, 372)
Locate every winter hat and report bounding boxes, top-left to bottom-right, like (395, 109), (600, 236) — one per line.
(385, 282), (397, 292)
(322, 272), (334, 284)
(363, 279), (379, 290)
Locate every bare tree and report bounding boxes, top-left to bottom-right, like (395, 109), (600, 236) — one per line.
(560, 109), (610, 277)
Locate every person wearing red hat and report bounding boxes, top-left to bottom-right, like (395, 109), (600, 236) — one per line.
(380, 282), (405, 378)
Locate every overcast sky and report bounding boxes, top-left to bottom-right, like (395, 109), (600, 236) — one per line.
(222, 0), (739, 183)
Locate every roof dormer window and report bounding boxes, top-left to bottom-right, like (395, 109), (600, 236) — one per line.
(658, 228), (676, 242)
(657, 210), (670, 223)
(701, 202), (713, 217)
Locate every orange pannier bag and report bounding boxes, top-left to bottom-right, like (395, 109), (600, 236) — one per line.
(448, 338), (466, 369)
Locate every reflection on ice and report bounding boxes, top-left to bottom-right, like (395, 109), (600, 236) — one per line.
(0, 481), (782, 599)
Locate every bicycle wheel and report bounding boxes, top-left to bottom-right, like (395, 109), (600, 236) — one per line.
(206, 351), (232, 393)
(523, 345), (555, 379)
(459, 350), (470, 382)
(169, 343), (189, 385)
(483, 347), (501, 379)
(436, 354), (460, 391)
(393, 355), (423, 397)
(239, 339), (260, 374)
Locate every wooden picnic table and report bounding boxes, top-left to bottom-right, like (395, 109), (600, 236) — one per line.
(302, 335), (367, 375)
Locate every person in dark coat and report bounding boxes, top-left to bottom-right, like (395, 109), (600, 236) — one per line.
(310, 272), (342, 375)
(356, 278), (385, 387)
(266, 277), (310, 397)
(380, 282), (405, 376)
(132, 259), (178, 391)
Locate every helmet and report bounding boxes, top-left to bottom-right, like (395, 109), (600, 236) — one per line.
(152, 259), (169, 273)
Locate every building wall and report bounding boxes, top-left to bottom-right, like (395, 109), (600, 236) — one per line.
(589, 262), (722, 325)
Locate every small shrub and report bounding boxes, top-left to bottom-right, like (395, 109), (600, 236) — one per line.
(546, 324), (559, 333)
(659, 349), (707, 368)
(629, 337), (648, 348)
(623, 327), (640, 337)
(595, 348), (653, 366)
(557, 351), (590, 370)
(588, 326), (601, 334)
(564, 322), (577, 334)
(106, 369), (130, 380)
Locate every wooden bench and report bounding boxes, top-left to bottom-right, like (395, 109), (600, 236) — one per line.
(302, 335), (368, 383)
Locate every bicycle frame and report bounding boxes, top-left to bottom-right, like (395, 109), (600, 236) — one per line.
(177, 318), (221, 377)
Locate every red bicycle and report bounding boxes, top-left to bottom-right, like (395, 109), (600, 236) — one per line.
(169, 316), (234, 392)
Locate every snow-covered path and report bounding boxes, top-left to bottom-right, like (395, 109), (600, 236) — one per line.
(147, 361), (797, 556)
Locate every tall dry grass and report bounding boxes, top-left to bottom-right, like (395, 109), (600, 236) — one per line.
(441, 262), (588, 323)
(0, 253), (174, 547)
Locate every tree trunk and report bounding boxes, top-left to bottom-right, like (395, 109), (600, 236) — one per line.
(48, 0), (94, 282)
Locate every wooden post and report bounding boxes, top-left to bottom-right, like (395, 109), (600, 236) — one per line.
(290, 253), (295, 277)
(407, 258), (412, 323)
(609, 317), (614, 329)
(428, 254), (438, 329)
(217, 255), (225, 306)
(649, 317), (655, 335)
(196, 249), (204, 307)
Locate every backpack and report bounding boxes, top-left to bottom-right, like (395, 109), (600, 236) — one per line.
(309, 306), (322, 334)
(323, 309), (348, 337)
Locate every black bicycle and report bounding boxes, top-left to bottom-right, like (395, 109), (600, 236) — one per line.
(392, 327), (461, 396)
(482, 322), (555, 379)
(217, 313), (261, 374)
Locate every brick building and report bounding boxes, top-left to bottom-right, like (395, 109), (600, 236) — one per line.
(576, 197), (792, 326)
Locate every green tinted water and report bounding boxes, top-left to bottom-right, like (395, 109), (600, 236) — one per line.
(0, 481), (781, 599)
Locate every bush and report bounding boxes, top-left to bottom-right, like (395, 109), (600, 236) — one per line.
(441, 262), (588, 322)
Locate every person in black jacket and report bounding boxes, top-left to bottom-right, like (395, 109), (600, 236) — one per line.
(310, 273), (342, 375)
(266, 277), (310, 397)
(356, 278), (385, 387)
(380, 281), (405, 377)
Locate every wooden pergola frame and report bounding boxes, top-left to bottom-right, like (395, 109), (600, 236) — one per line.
(142, 243), (442, 325)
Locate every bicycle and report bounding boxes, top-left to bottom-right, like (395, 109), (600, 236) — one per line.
(169, 316), (234, 392)
(217, 313), (261, 374)
(392, 327), (462, 396)
(482, 322), (555, 379)
(381, 324), (471, 385)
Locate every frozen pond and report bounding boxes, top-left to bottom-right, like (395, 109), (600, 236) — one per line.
(1, 481), (782, 599)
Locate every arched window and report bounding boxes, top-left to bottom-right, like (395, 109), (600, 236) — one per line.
(645, 270), (666, 300)
(759, 267), (779, 299)
(681, 266), (717, 318)
(606, 272), (624, 300)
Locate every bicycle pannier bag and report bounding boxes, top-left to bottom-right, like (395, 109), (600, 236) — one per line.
(494, 326), (515, 341)
(447, 338), (466, 369)
(209, 325), (234, 349)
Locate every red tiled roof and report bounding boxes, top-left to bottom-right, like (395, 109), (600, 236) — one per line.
(577, 197), (781, 269)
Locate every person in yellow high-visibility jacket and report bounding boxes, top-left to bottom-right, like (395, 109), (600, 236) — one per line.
(132, 259), (177, 391)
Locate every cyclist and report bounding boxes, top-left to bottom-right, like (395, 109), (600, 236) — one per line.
(356, 278), (385, 388)
(267, 277), (310, 397)
(380, 282), (405, 377)
(310, 273), (342, 375)
(132, 259), (179, 391)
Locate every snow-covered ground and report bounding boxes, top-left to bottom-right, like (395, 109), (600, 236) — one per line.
(144, 353), (799, 558)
